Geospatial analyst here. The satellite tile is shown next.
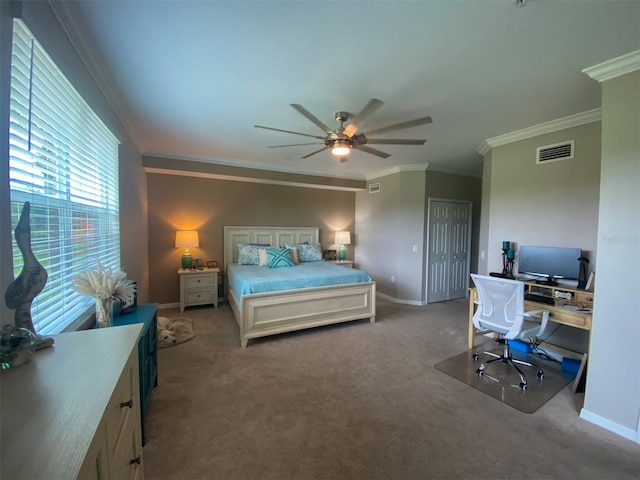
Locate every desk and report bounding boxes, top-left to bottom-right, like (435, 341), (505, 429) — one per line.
(468, 281), (594, 350)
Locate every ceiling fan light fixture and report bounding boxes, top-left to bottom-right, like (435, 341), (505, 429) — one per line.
(331, 141), (351, 157)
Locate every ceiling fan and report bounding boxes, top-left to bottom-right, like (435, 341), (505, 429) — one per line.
(254, 98), (432, 162)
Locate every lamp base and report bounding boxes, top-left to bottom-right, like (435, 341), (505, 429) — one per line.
(181, 249), (193, 269)
(338, 245), (347, 262)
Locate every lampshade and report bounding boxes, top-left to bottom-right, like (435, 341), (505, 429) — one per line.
(335, 231), (351, 245)
(331, 141), (351, 157)
(175, 230), (199, 248)
(175, 230), (199, 269)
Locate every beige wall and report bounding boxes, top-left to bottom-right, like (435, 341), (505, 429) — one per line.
(147, 173), (356, 304)
(119, 142), (149, 303)
(356, 170), (420, 302)
(356, 168), (481, 304)
(481, 122), (601, 277)
(583, 69), (640, 438)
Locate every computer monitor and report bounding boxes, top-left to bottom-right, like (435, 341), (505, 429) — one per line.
(518, 246), (581, 285)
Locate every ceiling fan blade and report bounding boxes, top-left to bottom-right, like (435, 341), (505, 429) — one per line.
(267, 142), (323, 148)
(354, 145), (391, 159)
(365, 138), (427, 145)
(301, 146), (329, 159)
(254, 124), (325, 140)
(290, 104), (332, 133)
(344, 98), (384, 138)
(363, 116), (433, 137)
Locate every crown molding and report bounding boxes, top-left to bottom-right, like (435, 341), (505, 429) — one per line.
(366, 163), (429, 181)
(144, 150), (368, 182)
(48, 0), (135, 134)
(143, 167), (364, 192)
(582, 50), (640, 83)
(476, 109), (601, 155)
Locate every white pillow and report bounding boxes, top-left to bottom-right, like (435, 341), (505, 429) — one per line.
(258, 248), (268, 266)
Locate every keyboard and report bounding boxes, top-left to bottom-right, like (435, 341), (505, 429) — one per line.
(524, 293), (554, 305)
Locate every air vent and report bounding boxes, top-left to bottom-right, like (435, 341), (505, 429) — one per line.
(536, 140), (574, 164)
(369, 182), (380, 194)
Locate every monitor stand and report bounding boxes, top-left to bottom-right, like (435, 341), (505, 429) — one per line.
(536, 278), (558, 286)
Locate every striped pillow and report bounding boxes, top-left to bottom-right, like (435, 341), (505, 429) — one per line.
(266, 247), (295, 268)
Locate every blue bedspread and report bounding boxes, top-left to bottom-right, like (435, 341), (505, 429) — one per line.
(228, 261), (372, 298)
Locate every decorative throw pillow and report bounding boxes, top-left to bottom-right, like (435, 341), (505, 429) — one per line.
(288, 247), (299, 265)
(285, 243), (323, 262)
(258, 248), (269, 266)
(297, 243), (323, 262)
(237, 243), (269, 265)
(266, 247), (295, 268)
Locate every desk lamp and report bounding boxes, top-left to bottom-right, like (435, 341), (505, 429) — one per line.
(175, 230), (199, 269)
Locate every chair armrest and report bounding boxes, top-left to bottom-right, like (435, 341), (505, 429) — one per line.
(523, 309), (550, 330)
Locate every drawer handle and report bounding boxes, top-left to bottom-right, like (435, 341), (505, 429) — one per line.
(129, 455), (141, 466)
(120, 398), (133, 409)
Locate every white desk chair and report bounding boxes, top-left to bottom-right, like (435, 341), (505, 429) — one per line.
(470, 274), (550, 390)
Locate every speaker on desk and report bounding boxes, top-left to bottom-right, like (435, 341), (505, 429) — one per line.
(577, 257), (589, 289)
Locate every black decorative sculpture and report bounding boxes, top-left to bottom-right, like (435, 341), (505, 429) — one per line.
(4, 202), (49, 336)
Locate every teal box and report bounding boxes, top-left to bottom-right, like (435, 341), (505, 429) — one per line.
(562, 357), (581, 374)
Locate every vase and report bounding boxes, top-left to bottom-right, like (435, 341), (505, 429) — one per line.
(95, 297), (114, 328)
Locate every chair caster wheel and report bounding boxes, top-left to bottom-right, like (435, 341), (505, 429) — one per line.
(519, 382), (527, 390)
(472, 353), (479, 361)
(537, 370), (544, 380)
(476, 364), (485, 376)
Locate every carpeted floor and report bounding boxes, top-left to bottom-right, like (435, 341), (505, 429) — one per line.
(142, 298), (640, 480)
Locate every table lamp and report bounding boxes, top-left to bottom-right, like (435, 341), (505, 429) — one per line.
(175, 230), (199, 269)
(335, 231), (351, 262)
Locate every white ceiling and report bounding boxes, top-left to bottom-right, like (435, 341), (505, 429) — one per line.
(65, 0), (639, 180)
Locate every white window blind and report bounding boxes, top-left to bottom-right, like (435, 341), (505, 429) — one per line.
(8, 20), (121, 335)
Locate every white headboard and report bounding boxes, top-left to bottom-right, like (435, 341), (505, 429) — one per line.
(223, 226), (319, 271)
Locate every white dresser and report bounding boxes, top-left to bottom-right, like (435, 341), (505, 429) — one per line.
(1, 324), (144, 479)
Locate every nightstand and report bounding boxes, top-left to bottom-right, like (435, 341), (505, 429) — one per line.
(178, 267), (220, 312)
(329, 260), (354, 268)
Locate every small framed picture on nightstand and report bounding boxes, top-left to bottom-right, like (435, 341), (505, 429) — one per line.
(322, 250), (337, 261)
(193, 258), (203, 269)
(207, 260), (218, 268)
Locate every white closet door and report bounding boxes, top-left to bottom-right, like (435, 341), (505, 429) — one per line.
(427, 199), (471, 303)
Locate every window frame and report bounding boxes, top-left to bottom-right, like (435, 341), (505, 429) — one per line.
(8, 19), (121, 335)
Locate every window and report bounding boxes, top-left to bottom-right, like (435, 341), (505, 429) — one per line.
(8, 20), (121, 335)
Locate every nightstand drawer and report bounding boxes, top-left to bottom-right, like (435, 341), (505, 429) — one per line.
(185, 289), (214, 304)
(185, 273), (214, 288)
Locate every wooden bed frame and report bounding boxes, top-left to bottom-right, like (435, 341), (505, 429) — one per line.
(224, 226), (376, 348)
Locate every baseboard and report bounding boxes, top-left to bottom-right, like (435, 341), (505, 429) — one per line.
(158, 302), (180, 310)
(580, 408), (640, 444)
(157, 298), (224, 311)
(376, 292), (426, 306)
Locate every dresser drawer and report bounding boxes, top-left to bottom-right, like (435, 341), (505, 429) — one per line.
(185, 288), (215, 304)
(110, 413), (144, 480)
(574, 291), (594, 305)
(105, 354), (138, 458)
(185, 273), (214, 288)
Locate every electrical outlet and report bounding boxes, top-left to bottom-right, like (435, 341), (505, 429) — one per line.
(412, 245), (418, 252)
(391, 276), (396, 283)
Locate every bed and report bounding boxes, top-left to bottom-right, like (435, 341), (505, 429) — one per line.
(224, 226), (376, 348)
